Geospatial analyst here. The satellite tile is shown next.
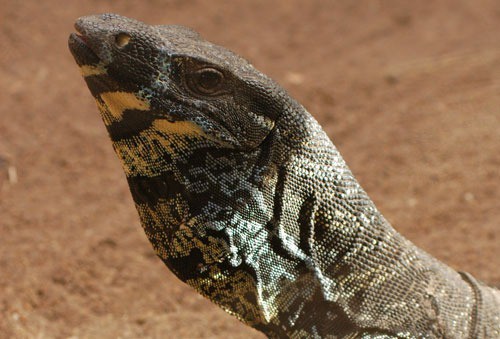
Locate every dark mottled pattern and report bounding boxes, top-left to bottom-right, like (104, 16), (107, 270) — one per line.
(68, 14), (500, 338)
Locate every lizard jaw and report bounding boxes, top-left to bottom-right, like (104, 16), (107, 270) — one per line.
(68, 31), (100, 67)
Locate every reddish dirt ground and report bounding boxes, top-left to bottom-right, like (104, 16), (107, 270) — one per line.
(0, 1), (498, 338)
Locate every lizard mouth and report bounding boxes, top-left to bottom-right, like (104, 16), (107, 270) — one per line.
(68, 30), (100, 66)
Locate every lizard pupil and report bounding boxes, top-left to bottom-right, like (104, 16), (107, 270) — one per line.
(191, 68), (224, 95)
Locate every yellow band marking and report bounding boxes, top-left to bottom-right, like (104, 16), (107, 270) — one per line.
(110, 121), (214, 177)
(152, 119), (205, 136)
(99, 91), (150, 121)
(80, 64), (107, 77)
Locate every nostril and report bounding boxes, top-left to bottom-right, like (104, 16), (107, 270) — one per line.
(115, 32), (131, 48)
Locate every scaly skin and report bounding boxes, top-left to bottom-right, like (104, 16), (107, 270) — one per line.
(68, 14), (499, 338)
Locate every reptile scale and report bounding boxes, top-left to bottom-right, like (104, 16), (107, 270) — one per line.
(68, 14), (499, 338)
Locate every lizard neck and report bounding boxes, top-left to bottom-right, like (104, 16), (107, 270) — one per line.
(117, 99), (482, 337)
(253, 104), (482, 337)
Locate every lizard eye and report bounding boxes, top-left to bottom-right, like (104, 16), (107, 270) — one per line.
(115, 33), (131, 48)
(186, 68), (226, 96)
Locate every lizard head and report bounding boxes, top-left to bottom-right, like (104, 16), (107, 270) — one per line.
(68, 13), (284, 149)
(69, 13), (300, 332)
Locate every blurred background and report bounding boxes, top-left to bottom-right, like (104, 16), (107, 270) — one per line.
(0, 1), (498, 337)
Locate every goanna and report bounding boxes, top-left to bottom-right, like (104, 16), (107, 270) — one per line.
(68, 13), (499, 338)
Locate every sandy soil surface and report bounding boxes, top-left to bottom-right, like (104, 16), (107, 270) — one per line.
(0, 1), (498, 338)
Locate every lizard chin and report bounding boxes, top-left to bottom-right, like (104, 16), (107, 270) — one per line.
(68, 32), (101, 67)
